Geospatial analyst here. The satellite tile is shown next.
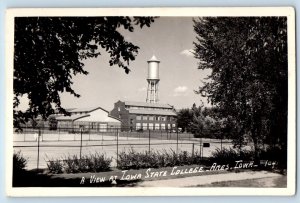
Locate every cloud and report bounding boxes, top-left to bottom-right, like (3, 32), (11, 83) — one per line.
(180, 49), (195, 57)
(173, 86), (188, 96)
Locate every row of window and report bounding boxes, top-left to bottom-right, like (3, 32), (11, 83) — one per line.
(136, 123), (176, 130)
(71, 112), (88, 115)
(136, 115), (175, 121)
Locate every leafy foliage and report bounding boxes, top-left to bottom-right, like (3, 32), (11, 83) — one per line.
(193, 17), (288, 157)
(210, 148), (255, 166)
(48, 115), (58, 130)
(46, 159), (63, 174)
(210, 146), (287, 169)
(177, 104), (227, 139)
(13, 151), (28, 172)
(47, 153), (112, 174)
(117, 148), (203, 170)
(14, 17), (156, 128)
(259, 146), (287, 168)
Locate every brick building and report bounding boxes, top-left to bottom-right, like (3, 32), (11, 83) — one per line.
(110, 101), (177, 131)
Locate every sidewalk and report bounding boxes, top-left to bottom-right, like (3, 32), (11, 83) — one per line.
(137, 171), (282, 187)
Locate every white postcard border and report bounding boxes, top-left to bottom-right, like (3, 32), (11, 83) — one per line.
(5, 7), (296, 196)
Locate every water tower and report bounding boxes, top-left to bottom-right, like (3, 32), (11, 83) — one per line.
(146, 55), (160, 103)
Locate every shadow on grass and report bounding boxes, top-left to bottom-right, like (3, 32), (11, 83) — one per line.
(13, 169), (142, 187)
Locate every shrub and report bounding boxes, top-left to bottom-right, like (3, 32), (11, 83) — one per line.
(47, 153), (112, 174)
(48, 115), (58, 130)
(209, 147), (287, 169)
(13, 151), (27, 172)
(259, 146), (287, 168)
(47, 159), (63, 174)
(117, 148), (205, 170)
(209, 148), (254, 166)
(86, 153), (112, 172)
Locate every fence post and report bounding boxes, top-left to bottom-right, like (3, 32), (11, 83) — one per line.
(176, 129), (179, 154)
(220, 137), (223, 150)
(199, 137), (202, 160)
(192, 143), (194, 158)
(202, 140), (204, 160)
(37, 128), (41, 170)
(79, 127), (83, 159)
(116, 128), (119, 167)
(148, 130), (151, 153)
(166, 130), (168, 140)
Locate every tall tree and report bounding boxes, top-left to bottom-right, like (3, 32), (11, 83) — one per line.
(176, 108), (193, 132)
(193, 17), (287, 157)
(14, 17), (156, 128)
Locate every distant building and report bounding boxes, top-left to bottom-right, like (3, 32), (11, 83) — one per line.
(110, 55), (178, 131)
(110, 101), (177, 131)
(55, 107), (121, 131)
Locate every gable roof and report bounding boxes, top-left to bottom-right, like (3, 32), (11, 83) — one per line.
(67, 107), (101, 113)
(55, 114), (90, 121)
(124, 101), (173, 109)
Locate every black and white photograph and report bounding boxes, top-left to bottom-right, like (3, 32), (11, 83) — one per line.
(5, 8), (295, 196)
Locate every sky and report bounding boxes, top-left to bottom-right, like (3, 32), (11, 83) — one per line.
(19, 17), (212, 112)
(60, 17), (211, 111)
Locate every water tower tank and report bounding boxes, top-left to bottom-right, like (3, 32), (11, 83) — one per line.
(147, 55), (160, 80)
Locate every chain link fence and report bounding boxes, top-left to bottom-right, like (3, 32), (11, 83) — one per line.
(13, 127), (232, 170)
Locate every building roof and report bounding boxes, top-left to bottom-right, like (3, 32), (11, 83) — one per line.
(67, 107), (101, 113)
(54, 107), (122, 122)
(147, 55), (160, 62)
(124, 101), (173, 109)
(55, 114), (90, 121)
(129, 109), (177, 116)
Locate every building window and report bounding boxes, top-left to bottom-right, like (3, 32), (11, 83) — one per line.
(149, 116), (154, 121)
(172, 124), (176, 128)
(142, 115), (148, 120)
(136, 123), (141, 130)
(161, 116), (166, 121)
(130, 119), (133, 124)
(148, 123), (154, 130)
(167, 124), (171, 129)
(142, 123), (148, 130)
(155, 116), (160, 121)
(155, 123), (160, 130)
(136, 115), (141, 120)
(161, 124), (166, 130)
(118, 107), (121, 111)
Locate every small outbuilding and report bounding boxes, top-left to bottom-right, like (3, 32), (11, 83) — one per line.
(55, 107), (121, 132)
